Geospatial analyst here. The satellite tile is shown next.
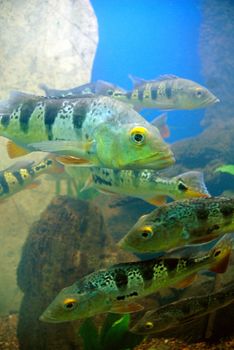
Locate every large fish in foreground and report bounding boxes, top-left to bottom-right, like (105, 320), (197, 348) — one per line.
(131, 281), (234, 335)
(113, 75), (219, 110)
(39, 236), (231, 323)
(81, 169), (210, 206)
(0, 92), (174, 170)
(118, 197), (234, 253)
(0, 157), (64, 200)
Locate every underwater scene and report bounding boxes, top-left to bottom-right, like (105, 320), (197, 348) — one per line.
(0, 0), (234, 349)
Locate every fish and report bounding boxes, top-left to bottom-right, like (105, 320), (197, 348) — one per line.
(130, 281), (234, 335)
(112, 74), (219, 110)
(81, 169), (210, 206)
(0, 92), (174, 170)
(39, 80), (126, 98)
(39, 236), (231, 323)
(118, 197), (234, 253)
(0, 157), (64, 200)
(215, 164), (234, 176)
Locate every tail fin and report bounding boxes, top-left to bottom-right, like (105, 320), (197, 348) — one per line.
(209, 234), (232, 273)
(174, 171), (210, 198)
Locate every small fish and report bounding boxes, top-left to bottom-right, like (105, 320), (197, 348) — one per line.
(39, 236), (231, 323)
(0, 92), (174, 170)
(118, 197), (234, 253)
(82, 169), (210, 206)
(113, 74), (219, 110)
(0, 157), (64, 200)
(131, 281), (234, 334)
(39, 80), (126, 98)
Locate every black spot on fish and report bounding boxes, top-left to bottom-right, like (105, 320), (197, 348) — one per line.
(0, 174), (9, 195)
(138, 89), (144, 101)
(73, 104), (87, 129)
(163, 258), (181, 271)
(45, 159), (53, 166)
(129, 291), (138, 297)
(207, 224), (220, 234)
(44, 102), (61, 140)
(93, 174), (112, 187)
(116, 295), (125, 301)
(196, 207), (209, 220)
(141, 265), (154, 281)
(151, 87), (158, 100)
(20, 100), (36, 133)
(115, 269), (128, 289)
(0, 115), (10, 128)
(220, 205), (233, 217)
(12, 171), (24, 185)
(178, 182), (188, 192)
(165, 85), (172, 99)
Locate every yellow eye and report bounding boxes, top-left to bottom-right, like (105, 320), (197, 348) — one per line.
(145, 321), (154, 329)
(130, 127), (147, 145)
(63, 298), (77, 310)
(141, 226), (153, 239)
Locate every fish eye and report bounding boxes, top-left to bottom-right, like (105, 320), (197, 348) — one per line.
(178, 181), (188, 192)
(195, 88), (203, 98)
(130, 127), (147, 145)
(140, 226), (153, 239)
(145, 321), (154, 329)
(63, 298), (78, 311)
(107, 89), (113, 96)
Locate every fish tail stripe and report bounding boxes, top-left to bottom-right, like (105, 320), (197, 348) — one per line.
(0, 174), (10, 194)
(165, 85), (172, 99)
(44, 102), (60, 140)
(73, 104), (87, 130)
(19, 101), (35, 133)
(138, 89), (144, 101)
(114, 269), (129, 289)
(151, 87), (158, 100)
(12, 171), (24, 185)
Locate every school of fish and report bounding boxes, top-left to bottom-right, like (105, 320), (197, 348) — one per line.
(1, 75), (233, 340)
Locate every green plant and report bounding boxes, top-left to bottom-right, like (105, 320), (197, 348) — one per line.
(79, 313), (143, 350)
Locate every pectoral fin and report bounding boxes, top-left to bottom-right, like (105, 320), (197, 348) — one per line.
(56, 156), (92, 166)
(173, 273), (197, 289)
(110, 302), (144, 314)
(7, 141), (30, 159)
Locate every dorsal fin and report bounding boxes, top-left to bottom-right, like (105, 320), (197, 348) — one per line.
(5, 160), (35, 172)
(128, 74), (147, 88)
(38, 83), (50, 95)
(154, 74), (179, 81)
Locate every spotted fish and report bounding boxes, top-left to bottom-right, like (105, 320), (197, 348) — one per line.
(0, 92), (174, 170)
(39, 236), (231, 322)
(118, 197), (234, 253)
(113, 75), (219, 110)
(81, 168), (210, 206)
(131, 280), (234, 334)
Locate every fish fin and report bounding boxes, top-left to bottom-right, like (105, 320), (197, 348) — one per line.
(38, 83), (50, 96)
(29, 140), (93, 155)
(80, 175), (93, 192)
(151, 113), (170, 138)
(98, 188), (117, 195)
(174, 171), (210, 198)
(25, 180), (41, 189)
(191, 234), (218, 244)
(55, 156), (91, 166)
(173, 273), (197, 289)
(7, 140), (30, 159)
(128, 74), (147, 88)
(146, 195), (167, 206)
(9, 90), (44, 104)
(155, 74), (179, 81)
(110, 302), (144, 314)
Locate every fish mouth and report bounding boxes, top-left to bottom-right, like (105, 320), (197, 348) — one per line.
(131, 151), (175, 169)
(117, 237), (140, 253)
(39, 311), (64, 324)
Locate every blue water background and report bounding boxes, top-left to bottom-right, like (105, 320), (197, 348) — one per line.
(91, 0), (205, 143)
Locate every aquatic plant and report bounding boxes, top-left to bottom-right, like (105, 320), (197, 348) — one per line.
(79, 313), (143, 350)
(215, 165), (234, 175)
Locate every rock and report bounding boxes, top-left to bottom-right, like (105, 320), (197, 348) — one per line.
(17, 196), (133, 350)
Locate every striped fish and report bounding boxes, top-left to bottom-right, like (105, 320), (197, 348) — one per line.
(39, 236), (231, 322)
(113, 75), (219, 110)
(118, 197), (234, 253)
(0, 92), (174, 170)
(0, 157), (64, 200)
(131, 280), (234, 334)
(81, 168), (210, 206)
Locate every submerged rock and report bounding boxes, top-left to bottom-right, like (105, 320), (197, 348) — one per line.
(17, 196), (132, 350)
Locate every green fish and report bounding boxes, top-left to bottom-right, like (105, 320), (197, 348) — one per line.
(0, 157), (64, 200)
(131, 281), (234, 335)
(118, 197), (234, 253)
(82, 169), (210, 206)
(113, 75), (219, 110)
(215, 164), (234, 176)
(39, 236), (231, 323)
(0, 92), (174, 170)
